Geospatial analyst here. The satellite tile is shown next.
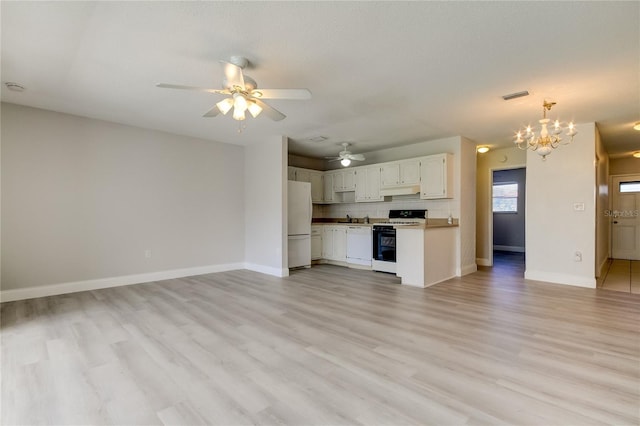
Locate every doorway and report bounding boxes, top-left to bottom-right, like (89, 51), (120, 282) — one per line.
(599, 174), (640, 293)
(491, 168), (526, 273)
(611, 175), (640, 260)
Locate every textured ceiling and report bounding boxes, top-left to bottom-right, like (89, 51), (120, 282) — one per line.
(1, 2), (638, 159)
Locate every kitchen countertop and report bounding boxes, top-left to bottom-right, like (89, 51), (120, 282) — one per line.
(311, 218), (458, 228)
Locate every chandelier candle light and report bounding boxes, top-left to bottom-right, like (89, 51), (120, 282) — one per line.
(515, 101), (577, 160)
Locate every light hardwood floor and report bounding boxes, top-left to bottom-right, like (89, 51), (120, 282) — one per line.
(2, 265), (639, 425)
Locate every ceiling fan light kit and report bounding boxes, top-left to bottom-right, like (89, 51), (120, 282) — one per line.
(514, 100), (577, 160)
(157, 56), (311, 130)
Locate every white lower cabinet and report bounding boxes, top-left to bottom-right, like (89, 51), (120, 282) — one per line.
(311, 226), (323, 260)
(318, 225), (373, 268)
(321, 225), (347, 262)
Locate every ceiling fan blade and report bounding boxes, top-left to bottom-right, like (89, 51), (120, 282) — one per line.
(202, 105), (220, 117)
(349, 154), (365, 161)
(156, 83), (228, 94)
(253, 99), (286, 121)
(251, 88), (312, 100)
(220, 60), (245, 89)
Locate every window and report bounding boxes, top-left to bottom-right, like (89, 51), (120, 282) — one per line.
(620, 181), (640, 193)
(493, 182), (518, 213)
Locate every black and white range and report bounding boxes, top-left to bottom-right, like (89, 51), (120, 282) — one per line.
(372, 210), (427, 273)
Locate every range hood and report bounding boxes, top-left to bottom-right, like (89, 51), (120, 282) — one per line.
(379, 185), (421, 196)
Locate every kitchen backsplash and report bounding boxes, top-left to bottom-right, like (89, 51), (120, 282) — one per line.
(313, 195), (457, 220)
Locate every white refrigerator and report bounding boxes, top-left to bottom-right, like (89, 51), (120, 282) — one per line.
(288, 180), (312, 268)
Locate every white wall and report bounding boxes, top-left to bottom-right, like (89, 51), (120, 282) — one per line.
(525, 123), (597, 287)
(1, 103), (245, 299)
(595, 126), (609, 277)
(459, 137), (477, 275)
(609, 157), (640, 175)
(476, 146), (527, 266)
(244, 136), (288, 276)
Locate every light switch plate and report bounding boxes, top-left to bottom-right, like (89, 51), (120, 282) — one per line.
(573, 202), (585, 211)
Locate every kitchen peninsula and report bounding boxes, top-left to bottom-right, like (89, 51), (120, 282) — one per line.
(396, 220), (458, 287)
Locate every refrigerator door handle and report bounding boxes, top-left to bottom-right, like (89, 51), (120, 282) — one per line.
(289, 234), (310, 240)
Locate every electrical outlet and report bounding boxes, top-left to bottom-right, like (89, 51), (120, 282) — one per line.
(573, 202), (585, 211)
(574, 251), (582, 262)
(144, 249), (152, 259)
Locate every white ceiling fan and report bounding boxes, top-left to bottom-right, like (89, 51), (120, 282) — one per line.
(156, 56), (311, 122)
(326, 143), (365, 167)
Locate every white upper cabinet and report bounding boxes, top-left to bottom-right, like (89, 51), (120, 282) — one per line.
(289, 167), (324, 203)
(296, 168), (311, 183)
(309, 171), (324, 203)
(381, 163), (400, 187)
(420, 153), (453, 199)
(323, 172), (336, 203)
(333, 169), (356, 192)
(380, 159), (420, 187)
(287, 167), (297, 180)
(355, 166), (383, 202)
(399, 159), (421, 185)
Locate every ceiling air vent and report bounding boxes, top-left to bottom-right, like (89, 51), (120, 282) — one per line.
(502, 90), (529, 101)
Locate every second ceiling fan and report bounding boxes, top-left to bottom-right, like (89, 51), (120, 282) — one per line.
(157, 56), (311, 122)
(326, 143), (365, 167)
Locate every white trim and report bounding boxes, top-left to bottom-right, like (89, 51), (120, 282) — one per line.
(244, 263), (289, 277)
(597, 257), (609, 279)
(476, 258), (491, 266)
(459, 263), (478, 276)
(493, 245), (525, 253)
(487, 164), (526, 269)
(0, 263), (245, 302)
(524, 270), (596, 288)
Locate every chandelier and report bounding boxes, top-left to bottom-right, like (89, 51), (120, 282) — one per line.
(514, 101), (577, 160)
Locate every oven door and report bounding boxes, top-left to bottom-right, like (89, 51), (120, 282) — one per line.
(373, 225), (396, 263)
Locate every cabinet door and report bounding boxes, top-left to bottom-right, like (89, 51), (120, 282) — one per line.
(381, 163), (400, 187)
(322, 226), (334, 259)
(366, 167), (383, 201)
(296, 169), (311, 183)
(310, 172), (324, 203)
(332, 172), (344, 191)
(311, 235), (322, 260)
(400, 160), (421, 185)
(355, 169), (367, 202)
(343, 170), (356, 191)
(323, 173), (335, 203)
(333, 227), (347, 262)
(420, 153), (453, 199)
(288, 167), (297, 181)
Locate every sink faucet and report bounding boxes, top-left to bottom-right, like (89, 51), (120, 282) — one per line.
(346, 214), (351, 223)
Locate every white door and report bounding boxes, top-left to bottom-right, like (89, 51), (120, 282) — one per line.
(611, 175), (640, 260)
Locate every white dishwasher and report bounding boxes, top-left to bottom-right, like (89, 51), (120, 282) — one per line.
(346, 226), (373, 266)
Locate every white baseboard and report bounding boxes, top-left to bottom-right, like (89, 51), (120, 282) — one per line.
(493, 245), (525, 253)
(524, 270), (596, 288)
(476, 258), (491, 267)
(457, 263), (478, 276)
(0, 263), (245, 303)
(244, 263), (289, 277)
